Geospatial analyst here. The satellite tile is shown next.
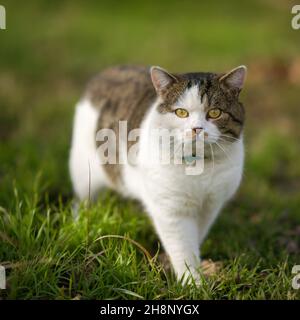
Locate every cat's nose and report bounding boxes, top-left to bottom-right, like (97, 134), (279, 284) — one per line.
(192, 127), (203, 134)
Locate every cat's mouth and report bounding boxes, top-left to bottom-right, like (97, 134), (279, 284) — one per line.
(180, 134), (225, 162)
(186, 131), (217, 145)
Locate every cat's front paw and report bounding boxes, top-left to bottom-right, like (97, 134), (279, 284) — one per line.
(177, 260), (223, 286)
(178, 268), (202, 287)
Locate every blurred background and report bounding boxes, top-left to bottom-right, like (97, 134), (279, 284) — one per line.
(0, 0), (299, 260)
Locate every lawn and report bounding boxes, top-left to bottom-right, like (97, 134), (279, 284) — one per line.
(0, 0), (300, 299)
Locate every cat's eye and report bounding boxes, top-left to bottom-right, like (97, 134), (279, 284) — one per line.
(175, 108), (189, 118)
(207, 108), (222, 119)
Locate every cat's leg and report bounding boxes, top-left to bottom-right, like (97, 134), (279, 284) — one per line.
(69, 99), (107, 216)
(69, 155), (105, 219)
(69, 152), (105, 203)
(197, 202), (223, 247)
(147, 202), (201, 284)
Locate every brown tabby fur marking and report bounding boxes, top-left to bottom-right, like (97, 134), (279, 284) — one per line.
(84, 65), (245, 188)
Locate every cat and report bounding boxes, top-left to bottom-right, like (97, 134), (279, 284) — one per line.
(69, 65), (246, 284)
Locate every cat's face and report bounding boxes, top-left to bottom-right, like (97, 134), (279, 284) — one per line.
(150, 66), (246, 145)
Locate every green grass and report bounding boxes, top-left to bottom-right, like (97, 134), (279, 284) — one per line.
(0, 0), (300, 299)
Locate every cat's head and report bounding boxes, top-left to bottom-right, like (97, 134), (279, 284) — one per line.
(150, 66), (246, 145)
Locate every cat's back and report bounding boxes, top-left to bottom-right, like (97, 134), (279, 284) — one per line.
(80, 65), (157, 191)
(84, 65), (156, 111)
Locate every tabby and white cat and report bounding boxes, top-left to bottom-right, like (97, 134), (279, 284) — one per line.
(69, 65), (246, 284)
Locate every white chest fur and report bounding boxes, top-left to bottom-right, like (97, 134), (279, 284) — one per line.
(122, 102), (244, 284)
(69, 98), (244, 284)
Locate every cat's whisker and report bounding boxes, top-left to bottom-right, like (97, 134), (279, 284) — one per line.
(209, 143), (215, 174)
(169, 141), (186, 162)
(215, 141), (233, 164)
(174, 141), (183, 155)
(219, 134), (241, 142)
(215, 137), (230, 144)
(207, 133), (241, 143)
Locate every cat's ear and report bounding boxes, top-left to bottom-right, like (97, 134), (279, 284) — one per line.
(219, 65), (247, 92)
(150, 66), (178, 94)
